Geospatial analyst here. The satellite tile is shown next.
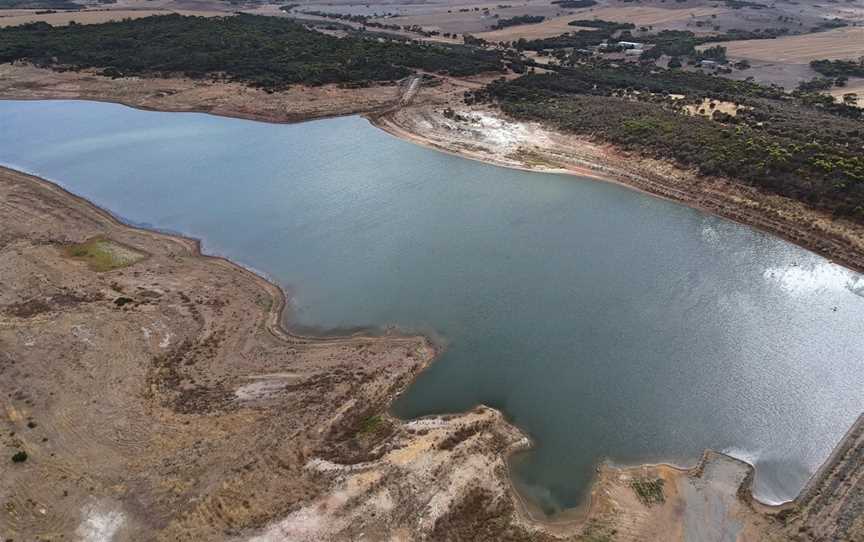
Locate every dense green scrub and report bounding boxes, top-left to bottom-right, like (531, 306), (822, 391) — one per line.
(479, 65), (864, 218)
(0, 14), (503, 88)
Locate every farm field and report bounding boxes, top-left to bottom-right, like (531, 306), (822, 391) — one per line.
(569, 4), (728, 28)
(0, 8), (225, 27)
(375, 3), (567, 36)
(476, 15), (592, 41)
(719, 27), (864, 63)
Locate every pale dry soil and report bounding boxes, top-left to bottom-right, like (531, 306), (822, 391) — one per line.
(827, 77), (864, 108)
(0, 63), (404, 123)
(0, 64), (505, 124)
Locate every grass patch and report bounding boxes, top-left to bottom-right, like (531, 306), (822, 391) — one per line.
(630, 477), (665, 506)
(65, 237), (144, 271)
(509, 147), (559, 169)
(358, 415), (383, 435)
(11, 451), (27, 463)
(579, 519), (616, 542)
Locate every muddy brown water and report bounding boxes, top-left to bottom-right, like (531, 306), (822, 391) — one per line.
(3, 100), (864, 514)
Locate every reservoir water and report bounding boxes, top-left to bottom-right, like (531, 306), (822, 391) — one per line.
(2, 100), (863, 513)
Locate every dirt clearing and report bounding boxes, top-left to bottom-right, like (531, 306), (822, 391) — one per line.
(827, 77), (864, 108)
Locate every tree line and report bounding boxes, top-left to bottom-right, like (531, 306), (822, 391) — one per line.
(0, 14), (504, 89)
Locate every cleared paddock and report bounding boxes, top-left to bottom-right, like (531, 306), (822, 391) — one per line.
(717, 27), (864, 63)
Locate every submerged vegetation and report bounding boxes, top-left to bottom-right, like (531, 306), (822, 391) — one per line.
(477, 63), (864, 219)
(0, 14), (503, 88)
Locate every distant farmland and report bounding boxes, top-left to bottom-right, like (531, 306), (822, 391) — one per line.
(717, 27), (864, 63)
(569, 5), (728, 27)
(477, 15), (592, 41)
(0, 9), (226, 28)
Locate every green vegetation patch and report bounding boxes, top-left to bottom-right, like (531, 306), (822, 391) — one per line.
(65, 237), (144, 271)
(358, 414), (384, 435)
(580, 519), (617, 542)
(0, 14), (503, 89)
(11, 451), (28, 463)
(630, 477), (665, 506)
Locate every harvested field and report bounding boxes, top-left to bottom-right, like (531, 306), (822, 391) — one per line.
(0, 8), (226, 27)
(371, 2), (567, 35)
(569, 5), (728, 27)
(477, 15), (591, 41)
(718, 27), (864, 63)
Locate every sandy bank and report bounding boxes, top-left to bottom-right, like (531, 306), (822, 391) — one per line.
(0, 63), (403, 124)
(0, 64), (492, 126)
